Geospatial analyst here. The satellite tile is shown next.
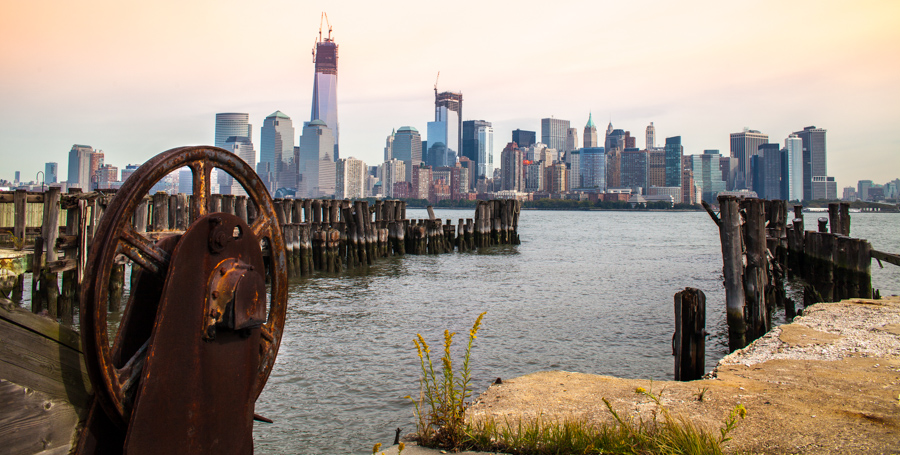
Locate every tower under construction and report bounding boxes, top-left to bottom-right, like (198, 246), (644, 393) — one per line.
(310, 12), (339, 161)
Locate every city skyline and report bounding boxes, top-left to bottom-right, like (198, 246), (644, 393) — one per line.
(1, 1), (898, 189)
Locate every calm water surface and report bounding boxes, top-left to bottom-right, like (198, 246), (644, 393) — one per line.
(253, 210), (900, 454)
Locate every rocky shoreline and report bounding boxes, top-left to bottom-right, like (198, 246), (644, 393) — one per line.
(465, 296), (900, 454)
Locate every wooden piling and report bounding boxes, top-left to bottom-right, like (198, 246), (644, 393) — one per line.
(152, 192), (169, 231)
(717, 195), (747, 351)
(741, 198), (769, 340)
(674, 287), (706, 381)
(13, 189), (26, 250)
(39, 187), (61, 318)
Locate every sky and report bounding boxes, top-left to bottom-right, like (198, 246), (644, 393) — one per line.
(1, 0), (899, 190)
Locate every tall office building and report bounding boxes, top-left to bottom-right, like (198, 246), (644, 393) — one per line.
(67, 144), (93, 189)
(793, 126), (827, 200)
(310, 18), (340, 160)
(580, 147), (607, 191)
(89, 151), (104, 189)
(44, 162), (58, 184)
(691, 151), (726, 203)
(215, 113), (251, 149)
(729, 128), (768, 190)
(297, 119), (335, 198)
(382, 159), (406, 198)
(462, 120), (493, 180)
(566, 128), (579, 156)
(646, 122), (656, 149)
(512, 129), (535, 149)
(336, 156), (366, 199)
(583, 113), (598, 148)
(858, 180), (873, 201)
(784, 134), (803, 201)
(259, 111), (294, 192)
(434, 83), (462, 155)
(648, 149), (666, 188)
(621, 148), (649, 193)
(224, 136), (256, 196)
(500, 142), (523, 192)
(392, 126), (422, 182)
(541, 118), (570, 154)
(664, 136), (683, 187)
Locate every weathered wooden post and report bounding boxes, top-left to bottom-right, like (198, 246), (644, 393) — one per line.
(856, 239), (872, 299)
(13, 189), (27, 250)
(353, 201), (368, 266)
(152, 192), (169, 231)
(674, 287), (706, 381)
(298, 223), (311, 276)
(817, 217), (828, 233)
(742, 198), (769, 340)
(40, 187), (61, 317)
(717, 195), (747, 351)
(209, 193), (222, 214)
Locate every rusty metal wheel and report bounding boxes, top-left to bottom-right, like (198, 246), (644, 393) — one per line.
(80, 146), (288, 426)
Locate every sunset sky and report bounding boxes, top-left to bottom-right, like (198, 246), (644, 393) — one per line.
(1, 0), (898, 190)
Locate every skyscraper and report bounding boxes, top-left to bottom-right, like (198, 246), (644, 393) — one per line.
(784, 134), (803, 201)
(310, 15), (340, 160)
(462, 120), (493, 180)
(691, 151), (726, 203)
(434, 83), (462, 158)
(512, 129), (535, 149)
(224, 136), (256, 196)
(541, 118), (570, 154)
(566, 128), (579, 156)
(583, 113), (598, 148)
(44, 162), (58, 184)
(67, 144), (93, 189)
(259, 111), (294, 192)
(215, 113), (251, 149)
(646, 122), (656, 149)
(336, 156), (366, 199)
(392, 126), (423, 182)
(621, 148), (649, 193)
(580, 147), (607, 191)
(298, 119), (335, 198)
(729, 128), (769, 190)
(500, 142), (523, 192)
(793, 126), (827, 200)
(664, 136), (683, 187)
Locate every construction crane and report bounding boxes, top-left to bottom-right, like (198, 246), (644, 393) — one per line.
(434, 71), (440, 95)
(319, 12), (333, 42)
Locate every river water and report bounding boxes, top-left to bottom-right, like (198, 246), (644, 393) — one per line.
(252, 209), (900, 454)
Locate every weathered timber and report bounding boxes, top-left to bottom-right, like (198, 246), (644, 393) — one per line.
(13, 189), (26, 250)
(741, 198), (769, 340)
(673, 287), (706, 381)
(717, 195), (747, 351)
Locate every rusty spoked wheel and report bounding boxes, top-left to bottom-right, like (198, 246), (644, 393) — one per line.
(80, 146), (288, 426)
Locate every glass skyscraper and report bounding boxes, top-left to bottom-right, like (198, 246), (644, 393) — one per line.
(311, 23), (339, 161)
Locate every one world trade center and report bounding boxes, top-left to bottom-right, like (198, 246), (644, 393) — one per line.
(310, 13), (339, 161)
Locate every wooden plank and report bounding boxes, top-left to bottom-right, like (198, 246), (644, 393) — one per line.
(0, 380), (81, 455)
(871, 249), (900, 267)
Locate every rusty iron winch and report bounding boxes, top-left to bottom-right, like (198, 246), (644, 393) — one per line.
(74, 146), (288, 454)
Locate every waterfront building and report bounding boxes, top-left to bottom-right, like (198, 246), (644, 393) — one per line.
(382, 159), (405, 198)
(842, 187), (857, 201)
(298, 119), (335, 198)
(462, 120), (493, 180)
(44, 162), (58, 184)
(784, 134), (803, 201)
(681, 168), (696, 204)
(512, 129), (535, 149)
(646, 122), (656, 149)
(433, 165), (461, 199)
(259, 111), (294, 192)
(89, 151), (104, 190)
(621, 148), (649, 194)
(310, 20), (340, 160)
(458, 156), (476, 192)
(649, 186), (682, 203)
(412, 165), (432, 200)
(393, 126), (423, 182)
(541, 118), (570, 155)
(750, 143), (785, 200)
(580, 147), (606, 191)
(648, 148), (666, 188)
(95, 164), (118, 190)
(664, 136), (683, 187)
(583, 113), (598, 148)
(811, 176), (837, 200)
(729, 128), (769, 190)
(336, 156), (366, 199)
(858, 180), (873, 201)
(545, 162), (568, 194)
(567, 149), (580, 191)
(524, 161), (544, 193)
(793, 126), (827, 200)
(690, 151), (726, 203)
(67, 144), (93, 189)
(500, 142), (523, 192)
(121, 164), (139, 183)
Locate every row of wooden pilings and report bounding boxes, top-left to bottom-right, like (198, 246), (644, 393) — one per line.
(1, 188), (523, 323)
(674, 198), (899, 382)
